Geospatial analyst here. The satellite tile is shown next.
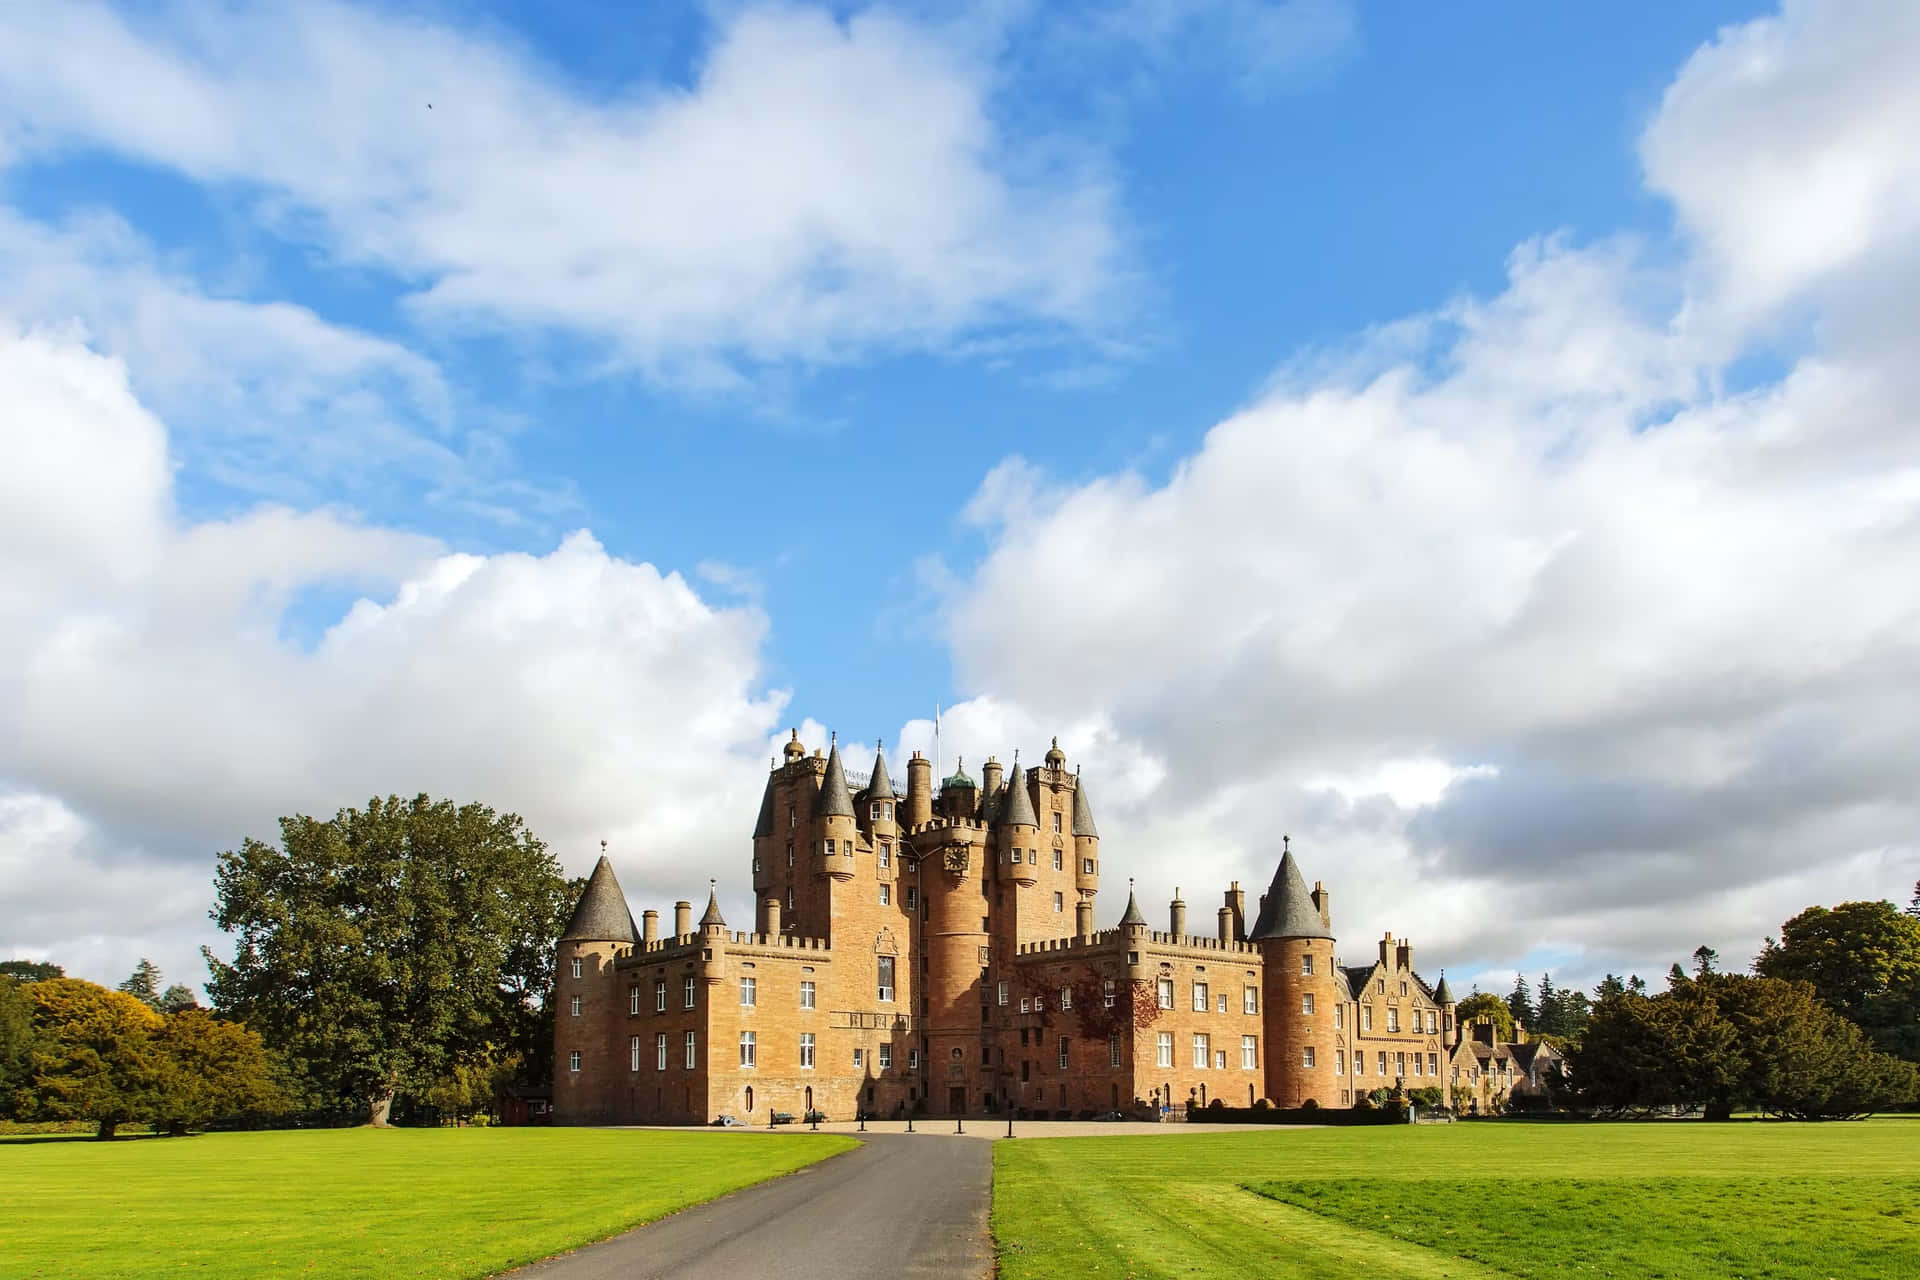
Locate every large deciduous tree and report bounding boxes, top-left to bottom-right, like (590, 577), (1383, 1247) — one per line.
(148, 1010), (283, 1135)
(205, 794), (574, 1125)
(1755, 899), (1920, 1062)
(0, 976), (36, 1119)
(1453, 992), (1515, 1042)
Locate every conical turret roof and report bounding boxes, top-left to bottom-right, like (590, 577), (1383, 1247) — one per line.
(1248, 845), (1331, 940)
(561, 855), (638, 943)
(752, 773), (777, 838)
(1433, 972), (1455, 1004)
(1002, 762), (1038, 828)
(699, 888), (726, 928)
(818, 742), (855, 818)
(1071, 773), (1098, 838)
(1119, 885), (1147, 927)
(866, 744), (894, 801)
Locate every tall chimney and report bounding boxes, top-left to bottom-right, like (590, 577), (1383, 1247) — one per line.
(761, 897), (782, 936)
(1169, 889), (1187, 938)
(642, 909), (659, 946)
(1227, 882), (1247, 941)
(1218, 905), (1234, 943)
(675, 900), (693, 938)
(905, 751), (933, 827)
(1311, 881), (1330, 931)
(982, 757), (1004, 801)
(1075, 899), (1094, 940)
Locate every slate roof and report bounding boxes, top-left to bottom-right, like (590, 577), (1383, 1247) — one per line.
(1001, 767), (1038, 828)
(865, 746), (894, 801)
(699, 889), (726, 928)
(1341, 965), (1373, 1000)
(818, 743), (855, 818)
(1433, 972), (1455, 1004)
(561, 855), (638, 943)
(1119, 888), (1148, 927)
(752, 773), (777, 839)
(1071, 774), (1099, 838)
(1247, 848), (1332, 940)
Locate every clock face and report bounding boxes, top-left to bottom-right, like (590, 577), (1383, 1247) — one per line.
(942, 843), (970, 873)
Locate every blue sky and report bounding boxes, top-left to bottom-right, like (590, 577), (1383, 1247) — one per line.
(4, 0), (1918, 997)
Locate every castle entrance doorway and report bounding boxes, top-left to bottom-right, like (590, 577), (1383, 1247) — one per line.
(948, 1086), (966, 1114)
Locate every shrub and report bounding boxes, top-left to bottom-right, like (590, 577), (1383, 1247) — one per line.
(1251, 1097), (1272, 1112)
(1300, 1097), (1319, 1111)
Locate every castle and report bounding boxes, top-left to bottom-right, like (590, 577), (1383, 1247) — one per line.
(554, 734), (1495, 1124)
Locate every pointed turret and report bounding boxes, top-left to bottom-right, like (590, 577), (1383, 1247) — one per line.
(866, 743), (894, 801)
(1433, 972), (1455, 1005)
(752, 772), (777, 839)
(561, 855), (637, 943)
(700, 886), (727, 928)
(1002, 758), (1038, 829)
(1071, 774), (1098, 838)
(818, 742), (855, 818)
(1119, 886), (1147, 928)
(1248, 841), (1332, 940)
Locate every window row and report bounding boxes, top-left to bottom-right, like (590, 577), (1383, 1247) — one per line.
(1336, 1049), (1440, 1077)
(1152, 1033), (1259, 1070)
(1354, 1005), (1440, 1034)
(1154, 978), (1259, 1015)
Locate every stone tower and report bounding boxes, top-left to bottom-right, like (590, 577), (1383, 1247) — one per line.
(1250, 839), (1341, 1107)
(553, 852), (637, 1123)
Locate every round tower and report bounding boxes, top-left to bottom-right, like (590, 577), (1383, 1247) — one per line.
(1251, 838), (1341, 1108)
(1071, 769), (1100, 900)
(922, 825), (986, 1115)
(815, 739), (858, 884)
(905, 751), (933, 827)
(553, 849), (638, 1125)
(996, 754), (1039, 889)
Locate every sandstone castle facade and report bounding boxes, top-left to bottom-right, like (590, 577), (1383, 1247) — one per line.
(554, 735), (1482, 1124)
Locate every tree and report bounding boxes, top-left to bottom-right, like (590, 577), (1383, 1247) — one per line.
(0, 960), (63, 982)
(160, 985), (200, 1015)
(1505, 973), (1535, 1028)
(0, 977), (35, 1119)
(1627, 974), (1648, 996)
(1454, 992), (1515, 1042)
(206, 794), (574, 1125)
(1908, 881), (1919, 919)
(1755, 899), (1920, 1062)
(118, 959), (164, 1010)
(148, 1010), (283, 1135)
(1593, 973), (1627, 1001)
(1693, 945), (1719, 977)
(25, 979), (163, 1138)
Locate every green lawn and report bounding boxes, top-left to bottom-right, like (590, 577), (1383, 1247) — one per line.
(994, 1120), (1920, 1279)
(0, 1127), (856, 1280)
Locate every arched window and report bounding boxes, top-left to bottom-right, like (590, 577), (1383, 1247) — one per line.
(745, 1086), (754, 1113)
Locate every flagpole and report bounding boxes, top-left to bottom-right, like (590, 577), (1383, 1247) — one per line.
(934, 702), (942, 785)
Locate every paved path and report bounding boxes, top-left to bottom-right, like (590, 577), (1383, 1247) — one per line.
(507, 1132), (993, 1280)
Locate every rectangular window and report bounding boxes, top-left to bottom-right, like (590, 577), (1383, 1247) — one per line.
(786, 842), (794, 867)
(1103, 979), (1116, 1008)
(656, 1033), (667, 1070)
(1244, 986), (1258, 1015)
(799, 1032), (815, 1069)
(879, 842), (891, 868)
(629, 986), (640, 1015)
(824, 839), (835, 857)
(1388, 1008), (1400, 1032)
(879, 1044), (892, 1070)
(739, 1031), (756, 1067)
(1362, 1005), (1373, 1032)
(871, 803), (882, 823)
(1412, 1054), (1423, 1077)
(569, 995), (581, 1017)
(877, 956), (895, 1003)
(909, 1049), (919, 1070)
(1052, 847), (1063, 868)
(1053, 813), (1062, 834)
(655, 980), (667, 1012)
(1301, 954), (1314, 975)
(1193, 981), (1209, 1012)
(1215, 1049), (1227, 1070)
(1427, 1011), (1437, 1034)
(1158, 978), (1174, 1009)
(1302, 1046), (1316, 1069)
(630, 1035), (641, 1072)
(1217, 993), (1228, 1014)
(1400, 981), (1409, 996)
(1336, 1049), (1346, 1075)
(1058, 1037), (1069, 1069)
(1083, 857), (1095, 875)
(1353, 1050), (1363, 1076)
(1193, 1034), (1210, 1069)
(800, 980), (815, 1009)
(1242, 1036), (1258, 1069)
(1110, 1036), (1122, 1068)
(1053, 891), (1064, 912)
(1396, 1051), (1406, 1077)
(1428, 1053), (1439, 1076)
(571, 957), (583, 979)
(1335, 1004), (1344, 1030)
(1301, 993), (1314, 1015)
(998, 981), (1009, 1006)
(854, 1048), (864, 1069)
(1028, 849), (1038, 865)
(683, 977), (696, 1009)
(569, 1050), (580, 1072)
(1156, 1032), (1173, 1068)
(1061, 986), (1072, 1010)
(905, 887), (917, 910)
(1378, 1051), (1388, 1076)
(1020, 996), (1031, 1013)
(684, 1031), (696, 1069)
(740, 976), (756, 1007)
(879, 883), (891, 906)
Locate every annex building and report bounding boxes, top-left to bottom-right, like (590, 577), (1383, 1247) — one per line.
(555, 735), (1537, 1124)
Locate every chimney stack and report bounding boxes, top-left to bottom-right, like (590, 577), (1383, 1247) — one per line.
(1075, 899), (1094, 940)
(906, 751), (932, 827)
(1169, 889), (1187, 938)
(762, 897), (782, 936)
(642, 909), (659, 946)
(675, 900), (693, 938)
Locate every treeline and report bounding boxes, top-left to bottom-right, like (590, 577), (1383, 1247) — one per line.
(6, 794), (577, 1136)
(1, 961), (280, 1138)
